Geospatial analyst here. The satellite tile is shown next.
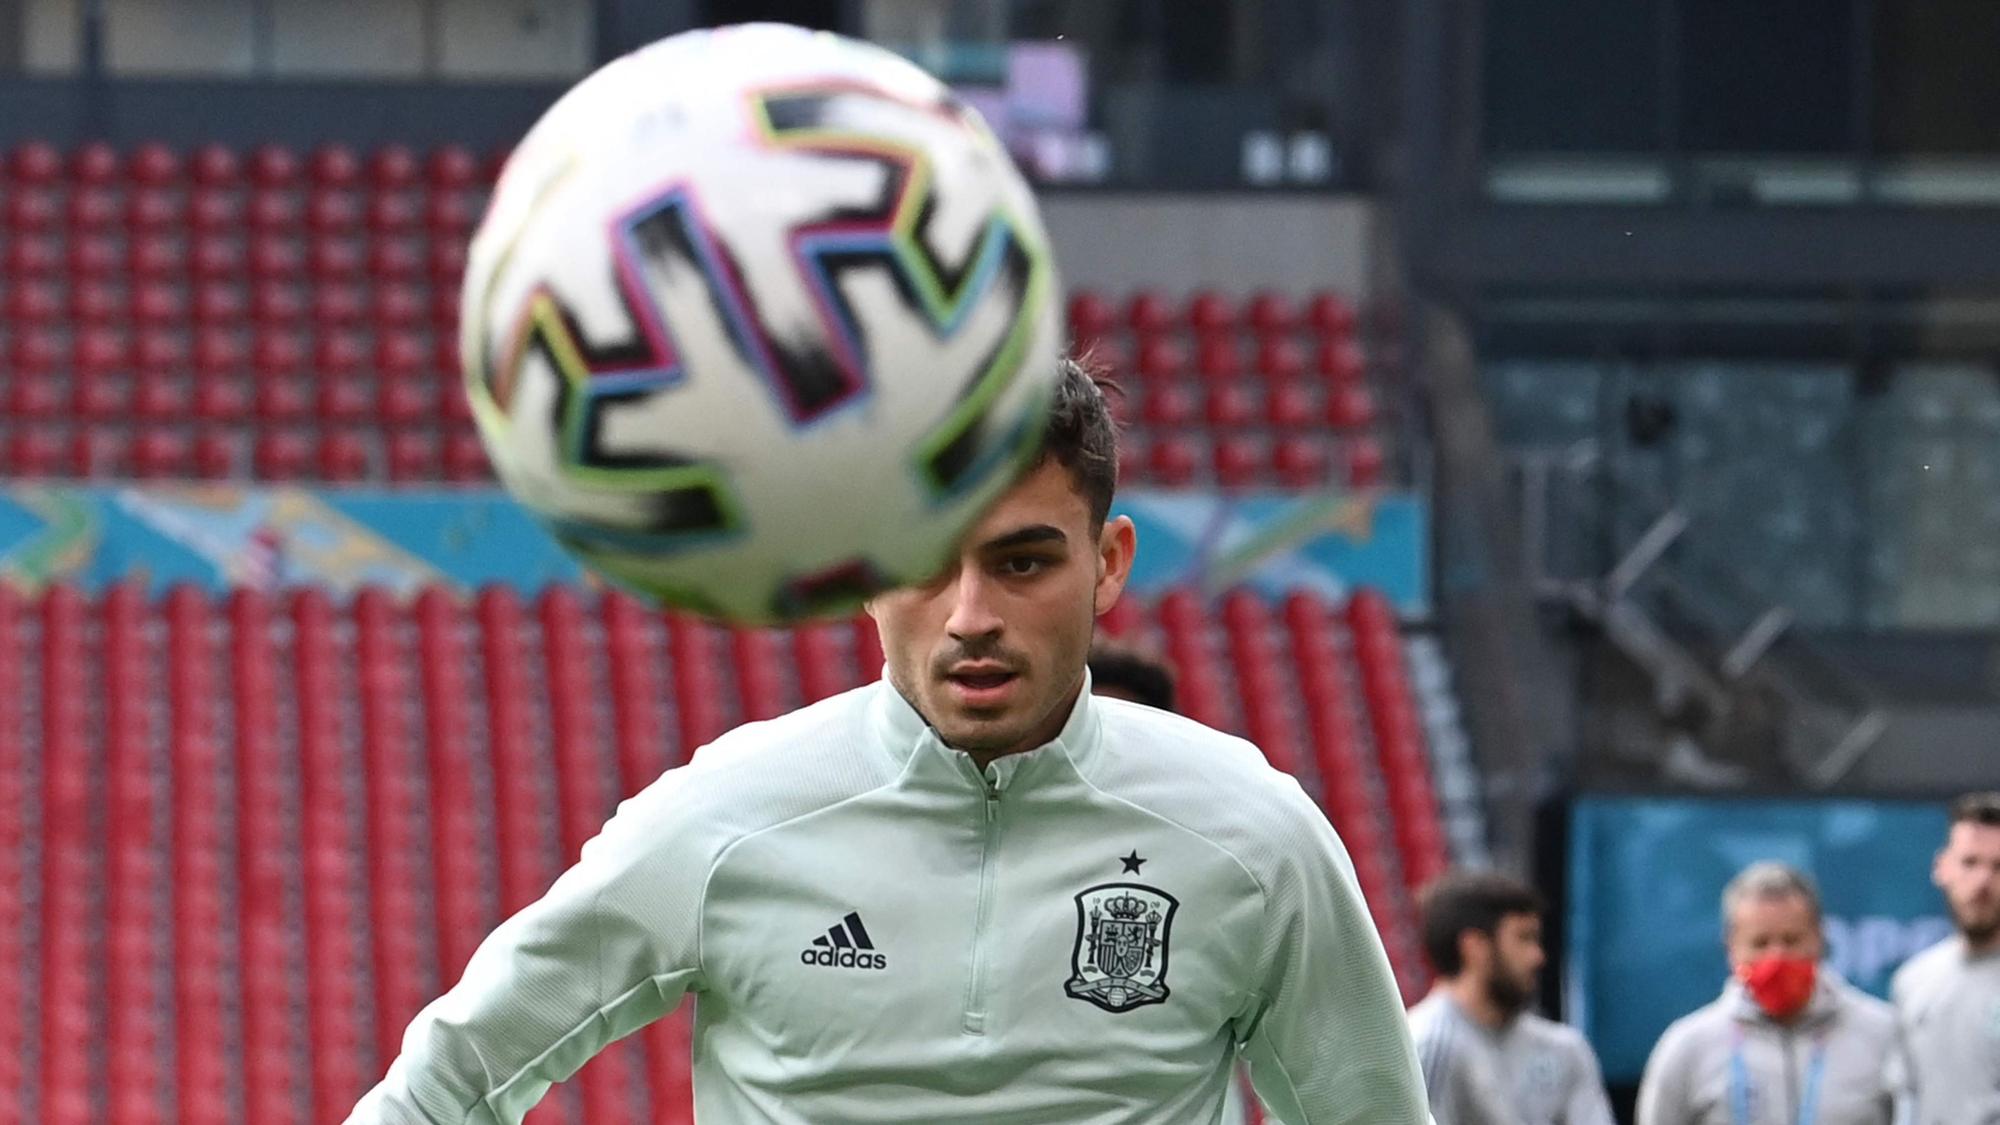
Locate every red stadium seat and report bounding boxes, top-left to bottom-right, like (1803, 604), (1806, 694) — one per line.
(254, 377), (311, 424)
(369, 145), (421, 191)
(250, 282), (306, 327)
(376, 333), (427, 381)
(189, 143), (240, 188)
(1344, 437), (1386, 487)
(385, 432), (439, 482)
(442, 432), (489, 481)
(248, 144), (301, 189)
(66, 187), (120, 232)
(367, 193), (419, 235)
(133, 431), (192, 479)
(247, 191), (300, 234)
(3, 280), (62, 326)
(1254, 336), (1306, 383)
(127, 189), (180, 234)
(1203, 384), (1258, 429)
(1326, 385), (1378, 431)
(372, 283), (425, 330)
(191, 433), (235, 478)
(252, 430), (313, 479)
(314, 332), (367, 379)
(1185, 290), (1234, 335)
(369, 238), (422, 282)
(249, 237), (304, 282)
(1066, 290), (1116, 343)
(377, 380), (433, 427)
(428, 240), (467, 289)
(307, 189), (361, 236)
(6, 373), (64, 419)
(429, 287), (461, 332)
(1146, 435), (1200, 487)
(1194, 336), (1244, 381)
(193, 376), (250, 424)
(427, 145), (480, 191)
(8, 329), (66, 378)
(1139, 383), (1197, 428)
(1315, 338), (1365, 384)
(318, 377), (375, 424)
(309, 236), (364, 282)
(4, 189), (58, 234)
(1212, 435), (1267, 488)
(1125, 290), (1175, 334)
(309, 144), (362, 189)
(193, 331), (247, 379)
(128, 141), (181, 186)
(69, 428), (128, 477)
(67, 234), (120, 281)
(1273, 436), (1330, 488)
(132, 373), (188, 421)
(483, 145), (513, 184)
(424, 191), (475, 238)
(1265, 382), (1318, 429)
(191, 240), (245, 284)
(132, 282), (188, 329)
(187, 189), (237, 235)
(127, 234), (180, 282)
(312, 283), (367, 330)
(318, 431), (373, 481)
(1134, 337), (1185, 381)
(4, 234), (59, 279)
(135, 330), (190, 374)
(5, 429), (65, 477)
(1246, 290), (1298, 335)
(252, 332), (307, 380)
(1305, 291), (1357, 338)
(76, 328), (130, 378)
(71, 140), (121, 186)
(9, 140), (63, 185)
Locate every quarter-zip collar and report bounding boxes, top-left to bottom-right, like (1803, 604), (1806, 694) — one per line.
(868, 670), (1105, 791)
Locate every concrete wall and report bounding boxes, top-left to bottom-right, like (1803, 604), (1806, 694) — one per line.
(1041, 193), (1378, 297)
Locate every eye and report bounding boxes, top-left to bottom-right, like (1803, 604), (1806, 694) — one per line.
(1000, 555), (1047, 577)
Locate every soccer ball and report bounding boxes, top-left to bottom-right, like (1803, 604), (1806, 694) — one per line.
(461, 24), (1062, 624)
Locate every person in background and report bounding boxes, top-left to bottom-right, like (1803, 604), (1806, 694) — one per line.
(1887, 792), (2000, 1125)
(1087, 637), (1177, 712)
(1638, 861), (1895, 1125)
(1410, 871), (1613, 1125)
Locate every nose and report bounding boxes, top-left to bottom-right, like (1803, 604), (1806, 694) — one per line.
(944, 567), (1004, 644)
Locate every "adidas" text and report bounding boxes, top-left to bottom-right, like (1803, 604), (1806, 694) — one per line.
(801, 911), (888, 970)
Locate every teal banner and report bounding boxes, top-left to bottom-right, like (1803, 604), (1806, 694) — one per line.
(1567, 796), (1953, 1083)
(0, 486), (1428, 613)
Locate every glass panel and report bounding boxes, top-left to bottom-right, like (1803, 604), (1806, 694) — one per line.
(270, 0), (425, 78)
(1483, 0), (1664, 154)
(102, 0), (256, 76)
(1677, 0), (1856, 154)
(22, 0), (81, 75)
(437, 0), (592, 81)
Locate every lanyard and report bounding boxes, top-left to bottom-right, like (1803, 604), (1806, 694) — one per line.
(1730, 1025), (1828, 1125)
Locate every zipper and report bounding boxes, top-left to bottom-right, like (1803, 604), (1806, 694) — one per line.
(1782, 1026), (1797, 1125)
(961, 780), (1002, 1035)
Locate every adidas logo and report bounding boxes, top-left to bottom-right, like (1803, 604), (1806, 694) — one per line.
(799, 911), (887, 970)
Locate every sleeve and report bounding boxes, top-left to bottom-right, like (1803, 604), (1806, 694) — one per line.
(1238, 789), (1430, 1125)
(345, 772), (712, 1124)
(1559, 1034), (1618, 1125)
(1635, 1021), (1696, 1125)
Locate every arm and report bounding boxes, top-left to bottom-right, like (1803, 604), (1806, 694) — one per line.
(346, 773), (709, 1124)
(1634, 1023), (1693, 1125)
(1238, 788), (1429, 1125)
(1559, 1035), (1618, 1125)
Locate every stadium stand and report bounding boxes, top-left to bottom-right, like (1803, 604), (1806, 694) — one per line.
(0, 142), (1395, 490)
(0, 582), (1443, 1122)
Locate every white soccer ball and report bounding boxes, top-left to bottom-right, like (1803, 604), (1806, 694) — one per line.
(461, 23), (1062, 623)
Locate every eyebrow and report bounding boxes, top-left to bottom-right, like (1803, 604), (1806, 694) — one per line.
(979, 524), (1068, 552)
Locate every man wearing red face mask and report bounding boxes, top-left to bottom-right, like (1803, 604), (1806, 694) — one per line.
(1637, 862), (1897, 1125)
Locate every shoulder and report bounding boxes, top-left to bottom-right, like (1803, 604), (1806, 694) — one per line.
(1831, 977), (1897, 1033)
(613, 685), (894, 862)
(1891, 938), (1955, 999)
(1521, 1012), (1598, 1060)
(1647, 999), (1729, 1072)
(1407, 993), (1453, 1043)
(1088, 699), (1333, 867)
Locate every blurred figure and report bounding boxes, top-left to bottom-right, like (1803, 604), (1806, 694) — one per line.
(1088, 637), (1177, 711)
(1888, 792), (2000, 1125)
(1410, 871), (1613, 1125)
(1638, 862), (1895, 1125)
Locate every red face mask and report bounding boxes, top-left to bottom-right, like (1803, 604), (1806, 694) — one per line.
(1738, 955), (1817, 1020)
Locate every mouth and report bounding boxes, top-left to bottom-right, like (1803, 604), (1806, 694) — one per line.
(942, 665), (1021, 707)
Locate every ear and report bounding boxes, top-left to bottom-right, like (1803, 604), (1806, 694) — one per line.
(1457, 927), (1490, 972)
(1934, 845), (1949, 890)
(1093, 515), (1137, 616)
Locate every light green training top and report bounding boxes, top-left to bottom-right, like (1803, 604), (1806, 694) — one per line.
(347, 675), (1430, 1125)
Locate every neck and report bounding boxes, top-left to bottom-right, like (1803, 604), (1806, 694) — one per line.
(1965, 931), (2000, 958)
(1440, 977), (1509, 1030)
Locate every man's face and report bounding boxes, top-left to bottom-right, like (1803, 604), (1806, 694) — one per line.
(1471, 912), (1545, 1016)
(1726, 893), (1823, 971)
(1935, 821), (2000, 946)
(868, 461), (1135, 760)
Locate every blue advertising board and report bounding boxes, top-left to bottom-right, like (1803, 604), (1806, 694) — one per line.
(1567, 796), (1953, 1083)
(0, 485), (1429, 614)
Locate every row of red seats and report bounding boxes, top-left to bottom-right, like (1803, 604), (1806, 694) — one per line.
(9, 329), (457, 385)
(5, 141), (500, 192)
(3, 190), (481, 239)
(3, 425), (491, 483)
(1, 237), (466, 288)
(1070, 289), (1359, 340)
(5, 284), (459, 338)
(1123, 431), (1386, 489)
(1, 582), (1438, 1123)
(1121, 379), (1378, 432)
(1098, 334), (1371, 386)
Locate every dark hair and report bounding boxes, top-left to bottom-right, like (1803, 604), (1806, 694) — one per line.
(1951, 792), (2000, 828)
(1088, 640), (1177, 712)
(1418, 870), (1546, 977)
(1033, 356), (1119, 529)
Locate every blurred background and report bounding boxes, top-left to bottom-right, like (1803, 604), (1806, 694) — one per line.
(1, 0), (1995, 1121)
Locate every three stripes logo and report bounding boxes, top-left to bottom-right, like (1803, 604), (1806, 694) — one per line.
(799, 911), (887, 970)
